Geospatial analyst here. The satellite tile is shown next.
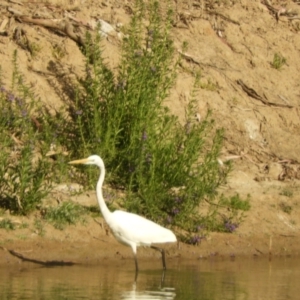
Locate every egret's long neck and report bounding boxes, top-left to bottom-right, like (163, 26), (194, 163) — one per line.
(96, 163), (111, 221)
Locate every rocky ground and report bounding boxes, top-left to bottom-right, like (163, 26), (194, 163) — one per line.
(0, 0), (300, 266)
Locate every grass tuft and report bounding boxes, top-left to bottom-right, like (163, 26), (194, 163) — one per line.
(44, 201), (86, 230)
(271, 53), (287, 70)
(0, 218), (15, 230)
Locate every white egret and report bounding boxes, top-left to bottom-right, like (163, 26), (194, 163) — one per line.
(69, 155), (177, 275)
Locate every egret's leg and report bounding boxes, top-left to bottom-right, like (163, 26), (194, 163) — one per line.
(150, 246), (166, 270)
(132, 245), (139, 282)
(134, 254), (139, 272)
(161, 269), (166, 286)
(133, 255), (139, 282)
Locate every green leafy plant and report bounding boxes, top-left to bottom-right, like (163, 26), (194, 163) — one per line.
(199, 78), (218, 91)
(279, 188), (293, 198)
(271, 53), (287, 70)
(59, 0), (231, 237)
(34, 218), (46, 236)
(222, 193), (251, 211)
(44, 201), (86, 230)
(200, 194), (251, 233)
(0, 218), (15, 230)
(279, 202), (292, 214)
(52, 44), (66, 60)
(0, 52), (53, 215)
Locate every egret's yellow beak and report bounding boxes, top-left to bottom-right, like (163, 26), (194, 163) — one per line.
(68, 158), (89, 165)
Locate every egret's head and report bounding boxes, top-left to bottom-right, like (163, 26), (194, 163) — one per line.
(68, 155), (103, 166)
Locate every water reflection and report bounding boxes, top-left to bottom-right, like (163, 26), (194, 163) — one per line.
(121, 271), (176, 300)
(1, 258), (300, 299)
(121, 283), (176, 300)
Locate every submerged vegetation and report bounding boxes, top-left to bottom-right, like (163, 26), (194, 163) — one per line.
(0, 0), (250, 241)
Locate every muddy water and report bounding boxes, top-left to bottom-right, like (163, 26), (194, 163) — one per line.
(1, 257), (299, 299)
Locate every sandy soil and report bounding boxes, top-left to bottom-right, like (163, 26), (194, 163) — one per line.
(1, 0), (300, 266)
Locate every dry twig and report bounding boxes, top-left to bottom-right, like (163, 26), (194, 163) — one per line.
(237, 80), (294, 108)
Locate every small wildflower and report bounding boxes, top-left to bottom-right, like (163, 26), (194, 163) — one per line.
(16, 97), (24, 107)
(166, 216), (173, 224)
(171, 207), (180, 215)
(150, 66), (156, 73)
(0, 86), (6, 93)
(224, 220), (238, 233)
(21, 110), (28, 117)
(174, 196), (182, 203)
(75, 110), (83, 115)
(196, 225), (204, 231)
(29, 141), (35, 150)
(189, 235), (203, 245)
(146, 153), (152, 164)
(128, 164), (135, 173)
(142, 131), (147, 141)
(7, 93), (15, 102)
(148, 29), (154, 36)
(134, 50), (143, 57)
(185, 121), (191, 134)
(116, 80), (126, 90)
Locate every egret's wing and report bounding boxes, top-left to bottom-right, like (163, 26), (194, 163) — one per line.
(110, 210), (176, 245)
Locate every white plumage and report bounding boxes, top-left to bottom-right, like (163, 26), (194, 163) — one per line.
(69, 155), (177, 275)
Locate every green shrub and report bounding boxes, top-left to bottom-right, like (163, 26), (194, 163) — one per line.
(44, 201), (86, 230)
(63, 0), (231, 235)
(279, 188), (293, 198)
(279, 202), (292, 214)
(0, 218), (15, 230)
(0, 53), (53, 215)
(34, 218), (46, 236)
(271, 53), (286, 70)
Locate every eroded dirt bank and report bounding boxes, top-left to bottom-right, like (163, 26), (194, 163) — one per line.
(1, 0), (300, 265)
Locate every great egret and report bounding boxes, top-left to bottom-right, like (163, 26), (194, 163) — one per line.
(69, 155), (177, 275)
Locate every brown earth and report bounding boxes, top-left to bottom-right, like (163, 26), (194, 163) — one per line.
(1, 0), (300, 266)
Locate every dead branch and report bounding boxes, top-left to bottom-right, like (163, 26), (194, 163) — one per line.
(237, 80), (294, 108)
(261, 0), (299, 21)
(17, 16), (86, 47)
(206, 11), (240, 25)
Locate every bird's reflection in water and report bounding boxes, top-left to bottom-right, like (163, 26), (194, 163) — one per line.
(121, 284), (176, 300)
(121, 271), (176, 300)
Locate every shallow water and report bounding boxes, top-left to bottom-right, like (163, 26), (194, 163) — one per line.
(1, 257), (300, 299)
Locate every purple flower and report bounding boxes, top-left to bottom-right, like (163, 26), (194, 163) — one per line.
(171, 207), (180, 215)
(142, 131), (147, 141)
(75, 110), (83, 115)
(166, 216), (173, 224)
(0, 86), (6, 93)
(7, 93), (15, 102)
(224, 221), (238, 233)
(174, 196), (182, 203)
(189, 235), (203, 245)
(16, 97), (24, 107)
(196, 225), (205, 231)
(21, 110), (28, 117)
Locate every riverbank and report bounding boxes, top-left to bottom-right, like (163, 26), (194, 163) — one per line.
(1, 168), (300, 267)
